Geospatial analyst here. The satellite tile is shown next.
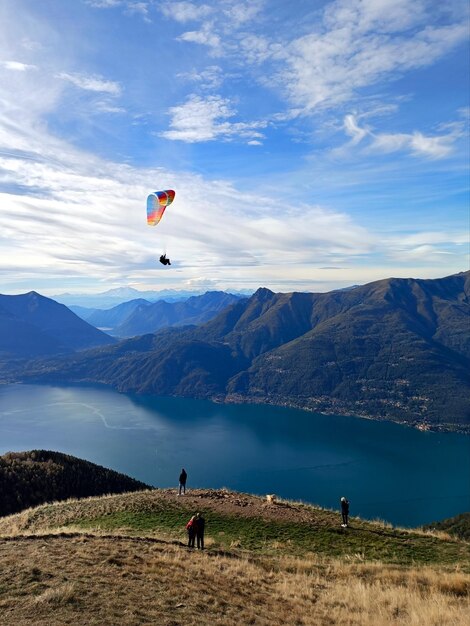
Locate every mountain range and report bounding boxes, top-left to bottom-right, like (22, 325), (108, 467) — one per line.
(8, 271), (469, 431)
(70, 291), (245, 337)
(54, 286), (252, 308)
(0, 291), (115, 359)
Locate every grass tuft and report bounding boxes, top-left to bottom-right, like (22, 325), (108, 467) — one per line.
(34, 583), (77, 606)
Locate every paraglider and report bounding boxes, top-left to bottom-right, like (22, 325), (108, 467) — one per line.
(146, 189), (175, 226)
(147, 190), (175, 265)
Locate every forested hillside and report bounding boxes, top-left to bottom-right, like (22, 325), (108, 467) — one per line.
(0, 450), (150, 517)
(424, 513), (470, 542)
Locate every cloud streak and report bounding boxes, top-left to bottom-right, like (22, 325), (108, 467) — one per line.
(2, 60), (36, 71)
(341, 113), (465, 159)
(57, 72), (122, 95)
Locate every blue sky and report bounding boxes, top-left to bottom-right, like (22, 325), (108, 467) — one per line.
(0, 0), (468, 295)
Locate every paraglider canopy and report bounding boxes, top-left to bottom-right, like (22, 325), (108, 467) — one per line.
(147, 189), (175, 226)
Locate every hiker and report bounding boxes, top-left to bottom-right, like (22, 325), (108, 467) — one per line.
(186, 514), (196, 548)
(195, 512), (205, 550)
(179, 468), (187, 495)
(340, 497), (350, 527)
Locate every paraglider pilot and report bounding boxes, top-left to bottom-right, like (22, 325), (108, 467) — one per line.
(159, 254), (171, 266)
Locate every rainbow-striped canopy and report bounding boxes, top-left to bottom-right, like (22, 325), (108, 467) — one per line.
(146, 190), (175, 226)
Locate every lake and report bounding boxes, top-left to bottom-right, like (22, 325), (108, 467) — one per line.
(1, 383), (469, 528)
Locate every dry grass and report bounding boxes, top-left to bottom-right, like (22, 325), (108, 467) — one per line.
(34, 583), (77, 606)
(0, 535), (468, 626)
(1, 490), (469, 625)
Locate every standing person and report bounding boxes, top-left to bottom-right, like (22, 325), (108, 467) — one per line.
(195, 512), (205, 550)
(186, 514), (196, 548)
(179, 468), (187, 495)
(340, 497), (350, 527)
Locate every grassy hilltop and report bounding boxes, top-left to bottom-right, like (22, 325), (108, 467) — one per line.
(1, 487), (469, 625)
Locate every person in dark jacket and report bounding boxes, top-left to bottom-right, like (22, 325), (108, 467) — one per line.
(341, 497), (350, 527)
(186, 515), (196, 548)
(179, 468), (187, 495)
(194, 512), (205, 550)
(159, 254), (171, 265)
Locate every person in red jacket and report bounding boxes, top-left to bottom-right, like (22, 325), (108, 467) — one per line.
(186, 515), (196, 548)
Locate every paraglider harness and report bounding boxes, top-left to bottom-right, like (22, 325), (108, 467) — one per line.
(159, 254), (171, 266)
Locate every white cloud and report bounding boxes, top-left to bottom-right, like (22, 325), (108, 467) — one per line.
(160, 2), (213, 23)
(160, 94), (267, 143)
(0, 21), (62, 124)
(160, 0), (467, 129)
(94, 101), (126, 114)
(277, 0), (468, 112)
(86, 0), (120, 6)
(162, 1), (265, 56)
(375, 129), (461, 160)
(2, 60), (36, 71)
(388, 244), (454, 262)
(86, 0), (152, 21)
(159, 0), (265, 28)
(177, 24), (222, 55)
(458, 106), (470, 120)
(343, 114), (369, 144)
(372, 131), (455, 159)
(323, 0), (427, 34)
(384, 230), (468, 263)
(397, 232), (468, 246)
(125, 2), (150, 19)
(239, 35), (277, 64)
(177, 65), (224, 89)
(184, 277), (220, 290)
(221, 0), (265, 27)
(57, 72), (122, 95)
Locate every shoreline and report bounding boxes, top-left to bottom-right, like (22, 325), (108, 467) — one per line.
(3, 379), (469, 435)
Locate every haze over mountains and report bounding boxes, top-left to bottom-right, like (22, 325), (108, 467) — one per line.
(54, 286), (251, 309)
(71, 291), (245, 337)
(5, 271), (469, 432)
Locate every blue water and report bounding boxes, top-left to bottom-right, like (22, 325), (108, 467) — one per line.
(0, 384), (468, 527)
